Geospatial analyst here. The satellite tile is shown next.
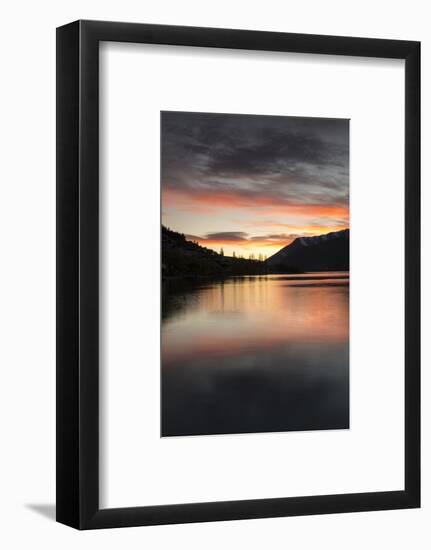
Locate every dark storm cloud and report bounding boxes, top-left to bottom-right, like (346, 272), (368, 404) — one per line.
(161, 111), (349, 207)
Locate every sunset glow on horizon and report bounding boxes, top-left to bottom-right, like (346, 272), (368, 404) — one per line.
(161, 111), (349, 258)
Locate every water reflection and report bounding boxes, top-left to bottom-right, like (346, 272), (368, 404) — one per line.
(162, 273), (349, 437)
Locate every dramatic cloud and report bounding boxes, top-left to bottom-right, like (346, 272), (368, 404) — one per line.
(161, 111), (349, 257)
(161, 111), (349, 206)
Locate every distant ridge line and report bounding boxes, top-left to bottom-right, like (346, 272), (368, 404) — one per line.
(266, 229), (349, 272)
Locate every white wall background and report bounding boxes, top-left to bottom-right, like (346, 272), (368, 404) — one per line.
(100, 43), (405, 508)
(0, 1), (427, 548)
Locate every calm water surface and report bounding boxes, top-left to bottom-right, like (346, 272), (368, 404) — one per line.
(162, 273), (349, 437)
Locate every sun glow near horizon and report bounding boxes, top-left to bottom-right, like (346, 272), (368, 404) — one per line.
(161, 111), (349, 260)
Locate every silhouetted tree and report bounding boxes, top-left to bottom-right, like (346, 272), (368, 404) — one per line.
(220, 247), (224, 256)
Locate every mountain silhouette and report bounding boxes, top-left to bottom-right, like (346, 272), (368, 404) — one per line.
(266, 229), (349, 272)
(162, 226), (274, 277)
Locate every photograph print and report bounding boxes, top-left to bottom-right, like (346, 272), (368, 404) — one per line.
(161, 111), (349, 437)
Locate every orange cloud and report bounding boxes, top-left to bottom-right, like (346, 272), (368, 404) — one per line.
(162, 187), (349, 258)
(162, 188), (349, 220)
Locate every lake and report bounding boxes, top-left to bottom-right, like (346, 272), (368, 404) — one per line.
(161, 273), (349, 437)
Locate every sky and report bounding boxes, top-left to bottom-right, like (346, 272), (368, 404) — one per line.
(161, 111), (349, 259)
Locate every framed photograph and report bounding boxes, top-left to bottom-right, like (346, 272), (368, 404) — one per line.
(56, 20), (420, 529)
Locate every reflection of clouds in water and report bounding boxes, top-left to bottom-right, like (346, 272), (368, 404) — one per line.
(163, 276), (349, 365)
(162, 342), (349, 436)
(206, 310), (246, 318)
(264, 273), (348, 281)
(281, 282), (349, 288)
(162, 273), (349, 436)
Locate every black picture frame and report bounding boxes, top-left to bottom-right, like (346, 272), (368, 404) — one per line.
(56, 20), (420, 529)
